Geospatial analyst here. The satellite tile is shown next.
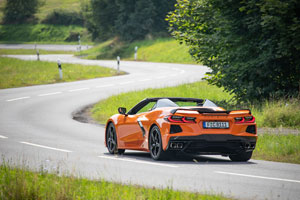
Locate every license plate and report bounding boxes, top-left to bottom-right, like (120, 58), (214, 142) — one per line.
(203, 121), (229, 129)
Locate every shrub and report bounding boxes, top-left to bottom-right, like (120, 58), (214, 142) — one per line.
(42, 9), (84, 26)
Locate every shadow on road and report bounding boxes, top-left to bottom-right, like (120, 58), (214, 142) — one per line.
(103, 151), (257, 165)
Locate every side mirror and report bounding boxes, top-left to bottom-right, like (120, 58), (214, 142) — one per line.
(118, 107), (127, 115)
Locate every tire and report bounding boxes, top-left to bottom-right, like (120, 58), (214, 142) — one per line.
(149, 126), (167, 160)
(106, 123), (125, 155)
(229, 151), (253, 162)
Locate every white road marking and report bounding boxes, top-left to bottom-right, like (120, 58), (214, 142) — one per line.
(170, 74), (177, 77)
(156, 76), (167, 79)
(180, 70), (185, 74)
(6, 96), (30, 102)
(98, 155), (178, 168)
(139, 79), (151, 82)
(38, 92), (62, 97)
(95, 84), (114, 88)
(119, 81), (134, 85)
(215, 171), (300, 184)
(20, 141), (72, 153)
(0, 135), (8, 139)
(69, 88), (90, 92)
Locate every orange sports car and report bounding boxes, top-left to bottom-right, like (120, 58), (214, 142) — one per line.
(105, 98), (257, 161)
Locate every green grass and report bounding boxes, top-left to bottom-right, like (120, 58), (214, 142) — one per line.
(0, 49), (74, 55)
(252, 99), (300, 129)
(0, 57), (122, 89)
(91, 81), (233, 124)
(253, 134), (300, 164)
(0, 24), (90, 44)
(0, 164), (229, 200)
(77, 38), (197, 64)
(91, 80), (300, 129)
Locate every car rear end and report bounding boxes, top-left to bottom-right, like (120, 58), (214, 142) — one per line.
(162, 107), (257, 158)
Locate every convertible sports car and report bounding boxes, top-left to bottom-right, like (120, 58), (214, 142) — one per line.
(105, 97), (257, 161)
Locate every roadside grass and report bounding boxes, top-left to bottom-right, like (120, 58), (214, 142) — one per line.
(0, 57), (121, 89)
(0, 164), (229, 200)
(77, 37), (197, 64)
(0, 49), (74, 55)
(253, 134), (300, 164)
(251, 99), (300, 129)
(91, 81), (233, 124)
(0, 24), (90, 44)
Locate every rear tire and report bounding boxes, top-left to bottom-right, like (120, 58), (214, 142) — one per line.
(106, 123), (124, 155)
(149, 126), (168, 160)
(229, 151), (253, 162)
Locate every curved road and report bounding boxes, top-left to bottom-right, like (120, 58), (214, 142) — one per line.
(0, 54), (299, 200)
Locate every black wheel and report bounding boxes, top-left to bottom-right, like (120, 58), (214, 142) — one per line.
(149, 126), (167, 160)
(229, 151), (253, 162)
(106, 123), (125, 154)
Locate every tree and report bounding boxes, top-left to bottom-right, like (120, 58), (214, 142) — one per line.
(3, 0), (41, 24)
(167, 0), (300, 101)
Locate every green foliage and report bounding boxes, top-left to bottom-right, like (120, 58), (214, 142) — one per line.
(0, 57), (119, 88)
(167, 0), (300, 101)
(42, 9), (84, 26)
(2, 0), (41, 24)
(77, 37), (196, 64)
(0, 163), (229, 200)
(0, 24), (89, 43)
(84, 0), (176, 41)
(253, 134), (300, 164)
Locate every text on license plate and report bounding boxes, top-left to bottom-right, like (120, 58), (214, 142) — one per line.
(203, 121), (229, 129)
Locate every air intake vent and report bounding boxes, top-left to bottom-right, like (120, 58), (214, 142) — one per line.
(170, 125), (182, 134)
(246, 125), (256, 134)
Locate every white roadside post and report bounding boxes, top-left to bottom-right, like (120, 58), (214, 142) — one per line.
(134, 46), (138, 61)
(36, 49), (40, 61)
(78, 35), (81, 52)
(117, 56), (120, 74)
(57, 59), (63, 80)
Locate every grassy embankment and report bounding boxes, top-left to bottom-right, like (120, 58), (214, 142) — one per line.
(0, 164), (228, 200)
(0, 24), (90, 44)
(77, 38), (197, 64)
(91, 81), (300, 164)
(0, 57), (122, 89)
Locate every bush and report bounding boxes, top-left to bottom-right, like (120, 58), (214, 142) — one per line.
(42, 9), (84, 26)
(167, 0), (300, 102)
(2, 0), (41, 24)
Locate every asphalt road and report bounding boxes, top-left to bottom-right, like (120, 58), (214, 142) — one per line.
(0, 44), (92, 51)
(1, 54), (300, 200)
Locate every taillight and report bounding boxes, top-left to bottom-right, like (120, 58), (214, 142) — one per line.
(235, 116), (255, 123)
(165, 115), (196, 123)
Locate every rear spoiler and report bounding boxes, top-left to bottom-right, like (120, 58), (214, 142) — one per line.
(170, 108), (251, 115)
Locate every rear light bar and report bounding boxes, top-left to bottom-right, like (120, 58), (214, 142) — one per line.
(235, 116), (255, 123)
(165, 115), (196, 123)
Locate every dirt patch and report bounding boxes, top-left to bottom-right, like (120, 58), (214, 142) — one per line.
(72, 104), (102, 126)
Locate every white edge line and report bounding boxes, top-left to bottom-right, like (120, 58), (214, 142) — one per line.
(6, 96), (30, 102)
(98, 155), (178, 168)
(38, 92), (62, 97)
(139, 79), (151, 82)
(69, 88), (90, 92)
(95, 84), (114, 88)
(119, 81), (134, 85)
(0, 135), (8, 139)
(215, 171), (300, 184)
(20, 141), (72, 153)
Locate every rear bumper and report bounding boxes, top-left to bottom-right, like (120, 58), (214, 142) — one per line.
(166, 134), (256, 155)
